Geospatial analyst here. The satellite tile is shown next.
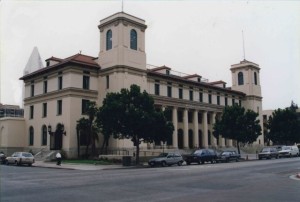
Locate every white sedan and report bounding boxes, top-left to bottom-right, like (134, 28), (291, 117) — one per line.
(6, 152), (35, 166)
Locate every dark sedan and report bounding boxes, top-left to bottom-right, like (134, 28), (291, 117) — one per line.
(216, 151), (240, 163)
(185, 149), (217, 165)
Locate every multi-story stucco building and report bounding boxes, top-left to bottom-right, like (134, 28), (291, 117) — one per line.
(1, 12), (264, 157)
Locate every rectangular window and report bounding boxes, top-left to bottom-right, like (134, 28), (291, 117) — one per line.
(43, 80), (48, 94)
(207, 114), (211, 124)
(188, 112), (193, 123)
(83, 75), (90, 90)
(189, 87), (193, 101)
(225, 97), (228, 106)
(217, 95), (220, 105)
(178, 111), (183, 122)
(82, 99), (90, 114)
(209, 94), (212, 104)
(239, 100), (242, 106)
(106, 75), (109, 89)
(57, 100), (62, 115)
(154, 83), (160, 95)
(42, 103), (47, 118)
(179, 85), (183, 99)
(30, 80), (35, 97)
(167, 85), (172, 98)
(232, 99), (235, 106)
(199, 92), (203, 102)
(58, 72), (63, 90)
(30, 105), (34, 119)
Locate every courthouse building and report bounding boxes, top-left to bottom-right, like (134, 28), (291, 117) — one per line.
(1, 12), (264, 157)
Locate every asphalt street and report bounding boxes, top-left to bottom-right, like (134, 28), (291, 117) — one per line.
(1, 158), (300, 202)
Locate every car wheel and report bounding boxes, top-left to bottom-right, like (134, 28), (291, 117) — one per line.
(5, 161), (9, 165)
(28, 163), (32, 166)
(236, 158), (239, 162)
(259, 157), (262, 160)
(201, 160), (205, 164)
(197, 160), (201, 165)
(177, 161), (182, 166)
(161, 161), (167, 167)
(186, 161), (191, 165)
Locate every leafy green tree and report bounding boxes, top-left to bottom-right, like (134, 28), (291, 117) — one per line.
(76, 101), (99, 158)
(97, 84), (174, 165)
(213, 105), (262, 154)
(268, 102), (300, 145)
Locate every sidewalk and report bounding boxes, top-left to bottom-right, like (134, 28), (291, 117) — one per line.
(33, 161), (126, 171)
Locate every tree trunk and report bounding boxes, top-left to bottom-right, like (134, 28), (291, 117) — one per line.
(237, 141), (241, 154)
(135, 139), (140, 165)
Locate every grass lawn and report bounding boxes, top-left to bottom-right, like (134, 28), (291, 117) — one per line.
(63, 159), (116, 165)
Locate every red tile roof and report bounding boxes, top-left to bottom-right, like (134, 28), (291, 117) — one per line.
(20, 53), (100, 80)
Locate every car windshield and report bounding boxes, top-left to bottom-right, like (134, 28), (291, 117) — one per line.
(193, 150), (202, 155)
(22, 153), (33, 157)
(158, 153), (168, 157)
(261, 148), (270, 152)
(282, 146), (291, 150)
(222, 151), (231, 155)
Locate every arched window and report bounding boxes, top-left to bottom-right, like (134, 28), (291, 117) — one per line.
(130, 29), (137, 50)
(238, 72), (244, 85)
(106, 30), (112, 50)
(254, 72), (258, 85)
(29, 126), (34, 146)
(42, 125), (47, 146)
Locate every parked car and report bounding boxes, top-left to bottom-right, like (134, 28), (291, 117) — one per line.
(5, 152), (35, 166)
(278, 146), (299, 158)
(0, 152), (6, 164)
(258, 147), (279, 160)
(148, 152), (184, 167)
(216, 151), (240, 163)
(185, 149), (217, 165)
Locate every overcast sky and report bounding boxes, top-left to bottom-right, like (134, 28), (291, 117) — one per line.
(1, 0), (299, 110)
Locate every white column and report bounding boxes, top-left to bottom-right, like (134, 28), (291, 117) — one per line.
(193, 110), (199, 148)
(203, 111), (208, 148)
(172, 107), (178, 148)
(222, 137), (226, 147)
(227, 139), (233, 147)
(183, 108), (189, 149)
(219, 135), (223, 147)
(211, 112), (216, 146)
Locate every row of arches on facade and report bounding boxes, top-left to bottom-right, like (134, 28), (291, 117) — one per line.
(28, 125), (63, 150)
(106, 29), (137, 51)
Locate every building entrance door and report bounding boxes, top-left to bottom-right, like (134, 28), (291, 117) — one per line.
(50, 130), (63, 150)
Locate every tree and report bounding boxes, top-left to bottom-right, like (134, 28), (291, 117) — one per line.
(213, 105), (262, 154)
(76, 101), (100, 158)
(267, 102), (300, 145)
(97, 84), (174, 165)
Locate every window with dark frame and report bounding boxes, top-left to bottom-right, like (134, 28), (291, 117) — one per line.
(58, 75), (63, 90)
(30, 80), (34, 97)
(106, 30), (112, 50)
(217, 94), (220, 105)
(82, 99), (90, 114)
(254, 72), (258, 85)
(106, 75), (109, 89)
(167, 84), (172, 98)
(42, 125), (47, 146)
(130, 29), (137, 50)
(57, 100), (62, 115)
(30, 105), (34, 119)
(42, 103), (47, 118)
(179, 85), (183, 99)
(83, 75), (90, 89)
(29, 126), (34, 146)
(238, 72), (244, 85)
(189, 87), (193, 101)
(154, 81), (160, 95)
(208, 94), (212, 104)
(225, 97), (228, 106)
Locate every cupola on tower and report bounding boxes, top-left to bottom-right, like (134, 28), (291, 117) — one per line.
(97, 12), (147, 70)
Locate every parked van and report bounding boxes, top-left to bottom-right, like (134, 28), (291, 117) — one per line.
(278, 145), (299, 158)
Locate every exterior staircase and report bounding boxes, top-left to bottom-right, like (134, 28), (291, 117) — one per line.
(34, 149), (57, 162)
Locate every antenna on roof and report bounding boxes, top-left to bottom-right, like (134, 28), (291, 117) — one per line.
(242, 30), (246, 60)
(121, 0), (124, 12)
(79, 50), (82, 54)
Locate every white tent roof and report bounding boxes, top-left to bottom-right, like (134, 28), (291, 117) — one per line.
(23, 47), (44, 75)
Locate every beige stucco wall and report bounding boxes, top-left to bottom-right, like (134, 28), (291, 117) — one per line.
(0, 118), (25, 155)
